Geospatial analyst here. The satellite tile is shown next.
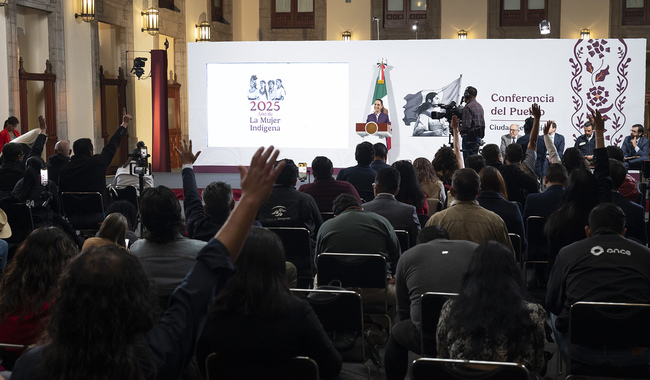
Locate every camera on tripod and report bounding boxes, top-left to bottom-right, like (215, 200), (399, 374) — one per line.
(128, 141), (151, 176)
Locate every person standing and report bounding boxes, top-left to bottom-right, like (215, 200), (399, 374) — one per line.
(460, 86), (485, 159)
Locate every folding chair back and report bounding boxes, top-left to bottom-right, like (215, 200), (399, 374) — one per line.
(205, 353), (319, 380)
(267, 226), (312, 277)
(420, 292), (458, 357)
(394, 230), (410, 253)
(61, 192), (105, 231)
(411, 357), (530, 380)
(111, 185), (139, 211)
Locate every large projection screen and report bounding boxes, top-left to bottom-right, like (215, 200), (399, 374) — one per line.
(188, 39), (646, 170)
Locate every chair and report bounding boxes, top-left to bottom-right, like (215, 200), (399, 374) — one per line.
(267, 227), (313, 288)
(0, 342), (31, 371)
(395, 229), (410, 253)
(205, 353), (319, 380)
(523, 216), (548, 286)
(111, 185), (139, 211)
(508, 233), (523, 265)
(411, 358), (530, 380)
(292, 288), (374, 380)
(420, 292), (458, 357)
(60, 192), (105, 234)
(316, 253), (388, 314)
(320, 211), (335, 222)
(567, 301), (650, 378)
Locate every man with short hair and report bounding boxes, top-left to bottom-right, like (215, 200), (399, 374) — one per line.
(337, 141), (377, 202)
(258, 158), (322, 271)
(47, 140), (71, 185)
(363, 168), (421, 247)
(385, 226), (478, 380)
(464, 154), (486, 173)
(371, 142), (391, 172)
(500, 143), (539, 206)
(621, 123), (649, 170)
(523, 163), (567, 220)
(609, 159), (647, 244)
(298, 156), (360, 213)
(424, 168), (513, 251)
(547, 203), (650, 366)
(500, 124), (520, 158)
(59, 110), (131, 207)
(460, 86), (485, 159)
(481, 144), (503, 168)
(574, 120), (595, 161)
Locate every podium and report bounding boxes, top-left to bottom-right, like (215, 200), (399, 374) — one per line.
(355, 122), (392, 138)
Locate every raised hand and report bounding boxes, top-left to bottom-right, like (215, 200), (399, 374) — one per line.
(38, 115), (47, 135)
(121, 107), (133, 127)
(543, 120), (553, 136)
(451, 115), (460, 135)
(174, 139), (201, 165)
(239, 146), (284, 207)
(530, 103), (541, 119)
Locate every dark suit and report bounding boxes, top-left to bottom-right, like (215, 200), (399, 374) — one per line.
(497, 164), (539, 207)
(523, 184), (565, 220)
(477, 191), (527, 251)
(367, 112), (390, 124)
(574, 134), (595, 157)
(370, 160), (391, 172)
(500, 133), (519, 158)
(612, 191), (647, 245)
(362, 193), (421, 247)
(621, 135), (650, 170)
(336, 164), (377, 202)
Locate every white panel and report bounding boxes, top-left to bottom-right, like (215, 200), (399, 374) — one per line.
(387, 0), (404, 11)
(297, 0), (314, 12)
(503, 0), (521, 10)
(528, 0), (545, 9)
(276, 0), (291, 12)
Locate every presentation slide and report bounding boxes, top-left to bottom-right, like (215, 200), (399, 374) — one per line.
(206, 63), (349, 149)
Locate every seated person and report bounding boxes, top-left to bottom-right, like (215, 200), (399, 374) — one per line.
(196, 228), (342, 380)
(0, 227), (79, 370)
(337, 142), (377, 202)
(437, 241), (546, 375)
(298, 155), (360, 214)
(621, 124), (649, 170)
(82, 213), (129, 250)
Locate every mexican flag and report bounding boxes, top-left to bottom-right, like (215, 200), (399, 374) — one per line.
(372, 60), (391, 149)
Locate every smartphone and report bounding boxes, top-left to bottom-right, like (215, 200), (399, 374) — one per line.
(140, 147), (147, 159)
(40, 169), (48, 186)
(298, 162), (307, 182)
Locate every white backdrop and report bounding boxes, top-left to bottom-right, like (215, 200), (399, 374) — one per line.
(188, 39), (646, 169)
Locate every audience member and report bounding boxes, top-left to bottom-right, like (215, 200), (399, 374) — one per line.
(258, 158), (322, 274)
(47, 140), (71, 185)
(12, 145), (285, 380)
(105, 200), (139, 247)
(0, 116), (47, 192)
(385, 226), (478, 380)
(437, 241), (545, 375)
(561, 147), (589, 173)
(574, 119), (595, 162)
(547, 203), (650, 366)
(392, 160), (428, 215)
(431, 145), (459, 187)
(425, 168), (513, 251)
(413, 157), (445, 212)
(82, 213), (128, 250)
(130, 186), (207, 299)
(196, 228), (342, 380)
(363, 167), (421, 247)
(464, 154), (486, 173)
(481, 143), (503, 167)
(609, 159), (647, 244)
(316, 193), (400, 287)
(0, 227), (78, 370)
(0, 117), (19, 152)
(175, 139), (242, 242)
(621, 123), (648, 170)
(59, 109), (131, 208)
(523, 163), (567, 220)
(371, 142), (391, 172)
(607, 145), (641, 203)
(501, 143), (538, 206)
(500, 123), (520, 158)
(541, 121), (565, 176)
(298, 155), (360, 213)
(476, 166), (526, 251)
(337, 141), (377, 201)
(517, 116), (547, 178)
(546, 110), (610, 267)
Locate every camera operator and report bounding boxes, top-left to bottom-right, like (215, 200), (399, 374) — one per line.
(460, 86), (485, 159)
(112, 141), (153, 195)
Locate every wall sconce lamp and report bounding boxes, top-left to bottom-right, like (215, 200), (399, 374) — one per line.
(412, 21), (418, 40)
(75, 0), (95, 22)
(458, 29), (467, 40)
(141, 7), (159, 36)
(0, 0), (8, 6)
(580, 28), (590, 40)
(539, 20), (550, 35)
(196, 21), (211, 42)
(342, 31), (351, 41)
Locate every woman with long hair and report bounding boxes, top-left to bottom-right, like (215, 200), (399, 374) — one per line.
(82, 213), (129, 250)
(437, 241), (546, 374)
(413, 157), (446, 211)
(196, 228), (342, 380)
(0, 227), (78, 370)
(392, 160), (427, 215)
(477, 166), (526, 251)
(432, 145), (459, 187)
